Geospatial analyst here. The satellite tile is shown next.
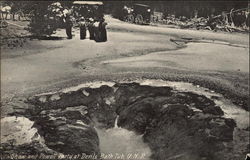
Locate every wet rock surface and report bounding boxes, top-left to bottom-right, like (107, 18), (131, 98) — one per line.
(0, 116), (56, 157)
(116, 85), (235, 160)
(33, 106), (100, 155)
(1, 82), (245, 160)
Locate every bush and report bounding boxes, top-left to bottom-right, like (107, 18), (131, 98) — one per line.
(28, 2), (64, 37)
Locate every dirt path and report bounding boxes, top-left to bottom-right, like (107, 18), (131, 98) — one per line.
(106, 15), (249, 46)
(102, 42), (249, 72)
(1, 27), (177, 100)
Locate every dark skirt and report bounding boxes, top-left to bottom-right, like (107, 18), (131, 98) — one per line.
(80, 26), (86, 40)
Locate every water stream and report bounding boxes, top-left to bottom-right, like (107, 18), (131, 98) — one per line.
(97, 115), (152, 160)
(91, 79), (248, 160)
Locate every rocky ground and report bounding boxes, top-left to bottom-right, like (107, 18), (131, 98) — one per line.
(1, 81), (248, 160)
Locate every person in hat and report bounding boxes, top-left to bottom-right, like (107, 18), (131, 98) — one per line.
(79, 17), (86, 40)
(98, 17), (107, 42)
(88, 17), (95, 40)
(63, 7), (73, 39)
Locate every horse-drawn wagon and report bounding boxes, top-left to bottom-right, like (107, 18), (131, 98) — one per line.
(123, 3), (151, 25)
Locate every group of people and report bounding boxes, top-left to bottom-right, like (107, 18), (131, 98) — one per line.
(63, 5), (107, 42)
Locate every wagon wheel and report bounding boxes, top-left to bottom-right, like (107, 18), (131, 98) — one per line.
(126, 14), (134, 23)
(24, 10), (34, 21)
(15, 10), (25, 21)
(135, 14), (143, 25)
(0, 20), (8, 28)
(150, 15), (157, 23)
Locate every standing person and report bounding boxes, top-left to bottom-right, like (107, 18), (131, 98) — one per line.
(88, 18), (95, 40)
(63, 7), (73, 39)
(93, 20), (100, 42)
(99, 17), (107, 42)
(79, 17), (86, 40)
(246, 11), (249, 27)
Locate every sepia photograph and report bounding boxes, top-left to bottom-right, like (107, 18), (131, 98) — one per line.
(0, 0), (249, 160)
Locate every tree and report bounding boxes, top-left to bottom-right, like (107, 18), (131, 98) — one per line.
(28, 2), (64, 37)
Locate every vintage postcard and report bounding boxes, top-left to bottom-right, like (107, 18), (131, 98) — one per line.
(0, 1), (249, 160)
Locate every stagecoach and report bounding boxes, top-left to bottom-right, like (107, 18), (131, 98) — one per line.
(72, 1), (104, 20)
(124, 3), (151, 25)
